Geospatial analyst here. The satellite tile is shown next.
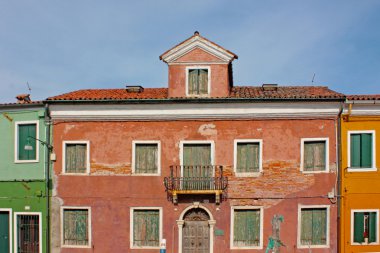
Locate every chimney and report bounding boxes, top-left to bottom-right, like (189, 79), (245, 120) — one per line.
(262, 84), (278, 91)
(126, 85), (144, 93)
(16, 94), (31, 104)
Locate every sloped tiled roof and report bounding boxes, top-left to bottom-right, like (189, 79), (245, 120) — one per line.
(347, 95), (380, 101)
(47, 86), (344, 101)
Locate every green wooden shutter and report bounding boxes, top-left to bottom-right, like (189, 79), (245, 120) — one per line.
(237, 143), (259, 173)
(361, 134), (372, 168)
(135, 144), (158, 174)
(351, 134), (361, 168)
(66, 144), (87, 173)
(183, 144), (211, 176)
(64, 209), (88, 245)
(188, 69), (199, 95)
(301, 209), (313, 245)
(199, 69), (208, 94)
(234, 209), (260, 247)
(133, 210), (159, 247)
(353, 212), (364, 243)
(18, 124), (36, 160)
(369, 212), (377, 243)
(312, 209), (327, 245)
(304, 142), (325, 171)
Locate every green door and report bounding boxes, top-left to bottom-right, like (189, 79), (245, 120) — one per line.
(0, 211), (10, 253)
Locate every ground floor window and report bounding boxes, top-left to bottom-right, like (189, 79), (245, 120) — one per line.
(62, 208), (90, 247)
(352, 210), (379, 245)
(298, 206), (329, 248)
(15, 213), (41, 253)
(130, 208), (162, 248)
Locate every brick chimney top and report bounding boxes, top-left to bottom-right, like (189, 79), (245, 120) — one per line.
(16, 94), (31, 104)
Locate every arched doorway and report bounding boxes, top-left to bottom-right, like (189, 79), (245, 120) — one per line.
(177, 203), (215, 253)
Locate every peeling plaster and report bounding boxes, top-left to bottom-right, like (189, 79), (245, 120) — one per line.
(198, 123), (217, 136)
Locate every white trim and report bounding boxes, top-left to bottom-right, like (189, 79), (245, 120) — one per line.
(347, 130), (377, 172)
(49, 102), (342, 121)
(297, 205), (330, 249)
(132, 140), (161, 176)
(14, 120), (39, 163)
(13, 212), (42, 253)
(179, 140), (215, 176)
(233, 139), (263, 177)
(230, 206), (264, 249)
(130, 207), (163, 249)
(350, 209), (379, 245)
(62, 141), (90, 175)
(300, 138), (329, 173)
(168, 61), (229, 65)
(60, 206), (92, 248)
(185, 66), (211, 97)
(0, 208), (12, 253)
(177, 203), (215, 253)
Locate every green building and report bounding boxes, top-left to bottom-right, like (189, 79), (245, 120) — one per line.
(0, 98), (49, 253)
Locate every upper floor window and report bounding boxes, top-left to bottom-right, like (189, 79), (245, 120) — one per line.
(63, 141), (90, 174)
(132, 141), (161, 175)
(351, 209), (379, 245)
(234, 139), (263, 176)
(301, 138), (329, 173)
(186, 67), (210, 96)
(348, 131), (376, 171)
(15, 121), (39, 163)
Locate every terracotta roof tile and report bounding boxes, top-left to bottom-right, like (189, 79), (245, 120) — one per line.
(347, 95), (380, 101)
(47, 86), (344, 101)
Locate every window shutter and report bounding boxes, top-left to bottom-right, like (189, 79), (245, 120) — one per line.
(18, 124), (36, 160)
(64, 210), (88, 246)
(234, 210), (260, 247)
(353, 212), (365, 243)
(351, 134), (361, 167)
(311, 209), (327, 245)
(301, 209), (313, 245)
(66, 144), (87, 173)
(237, 143), (260, 173)
(314, 142), (326, 171)
(199, 69), (208, 94)
(369, 212), (377, 243)
(361, 134), (372, 168)
(133, 210), (159, 247)
(188, 69), (199, 95)
(135, 144), (158, 174)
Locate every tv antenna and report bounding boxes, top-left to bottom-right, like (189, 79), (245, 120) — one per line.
(311, 73), (316, 85)
(26, 82), (32, 94)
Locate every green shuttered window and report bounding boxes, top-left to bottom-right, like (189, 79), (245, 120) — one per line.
(133, 210), (160, 247)
(300, 208), (328, 246)
(353, 211), (377, 244)
(303, 141), (326, 172)
(350, 133), (373, 168)
(233, 209), (261, 247)
(135, 144), (158, 174)
(63, 209), (89, 246)
(18, 123), (37, 161)
(236, 143), (260, 173)
(65, 143), (88, 173)
(188, 69), (208, 95)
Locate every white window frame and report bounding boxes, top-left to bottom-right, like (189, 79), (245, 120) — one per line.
(300, 138), (329, 173)
(61, 206), (92, 248)
(14, 212), (42, 253)
(130, 207), (163, 249)
(14, 120), (39, 163)
(132, 141), (161, 176)
(0, 208), (12, 253)
(185, 66), (211, 97)
(230, 206), (264, 250)
(233, 139), (263, 177)
(179, 140), (215, 177)
(62, 141), (90, 175)
(351, 209), (379, 245)
(297, 205), (330, 249)
(347, 130), (377, 172)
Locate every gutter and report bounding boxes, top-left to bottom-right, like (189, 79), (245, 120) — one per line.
(44, 103), (51, 253)
(337, 102), (344, 253)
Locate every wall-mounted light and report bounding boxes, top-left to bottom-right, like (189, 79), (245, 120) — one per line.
(24, 136), (53, 151)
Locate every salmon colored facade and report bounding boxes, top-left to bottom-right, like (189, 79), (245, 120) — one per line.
(340, 97), (380, 253)
(47, 33), (343, 252)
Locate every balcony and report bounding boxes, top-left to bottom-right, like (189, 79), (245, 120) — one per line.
(164, 165), (228, 204)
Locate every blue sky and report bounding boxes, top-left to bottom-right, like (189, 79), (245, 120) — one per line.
(0, 0), (379, 102)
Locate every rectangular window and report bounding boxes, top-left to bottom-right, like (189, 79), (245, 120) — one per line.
(15, 121), (38, 162)
(302, 139), (328, 172)
(133, 142), (160, 175)
(131, 208), (161, 248)
(299, 207), (328, 247)
(62, 208), (90, 247)
(349, 132), (375, 170)
(187, 68), (209, 96)
(14, 213), (41, 253)
(352, 210), (379, 245)
(63, 141), (89, 174)
(234, 140), (262, 175)
(231, 207), (263, 249)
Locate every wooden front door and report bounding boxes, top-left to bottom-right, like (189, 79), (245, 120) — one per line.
(0, 211), (10, 253)
(182, 209), (210, 253)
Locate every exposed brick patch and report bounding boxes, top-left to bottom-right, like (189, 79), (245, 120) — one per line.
(91, 163), (132, 175)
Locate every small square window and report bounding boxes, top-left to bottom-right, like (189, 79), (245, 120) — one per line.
(62, 208), (90, 247)
(299, 207), (329, 247)
(133, 141), (160, 175)
(187, 68), (209, 96)
(301, 139), (328, 172)
(349, 131), (376, 170)
(351, 210), (379, 245)
(63, 141), (90, 174)
(131, 208), (162, 248)
(15, 121), (39, 162)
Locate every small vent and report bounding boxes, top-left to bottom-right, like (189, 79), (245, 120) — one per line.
(126, 85), (144, 93)
(262, 84), (278, 91)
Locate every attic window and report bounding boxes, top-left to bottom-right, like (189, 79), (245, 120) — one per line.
(187, 67), (210, 96)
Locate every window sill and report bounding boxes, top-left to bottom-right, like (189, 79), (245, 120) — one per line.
(347, 167), (377, 172)
(301, 169), (329, 174)
(14, 159), (39, 164)
(62, 245), (91, 248)
(298, 244), (329, 249)
(230, 245), (263, 250)
(351, 242), (379, 246)
(234, 171), (262, 177)
(131, 173), (161, 176)
(61, 172), (90, 176)
(130, 246), (160, 249)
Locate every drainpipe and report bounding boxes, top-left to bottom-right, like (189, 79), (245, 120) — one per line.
(336, 101), (344, 253)
(44, 103), (51, 253)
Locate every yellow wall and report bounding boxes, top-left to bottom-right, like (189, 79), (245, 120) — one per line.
(340, 115), (380, 253)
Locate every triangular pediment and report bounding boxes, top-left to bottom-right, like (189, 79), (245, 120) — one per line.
(160, 32), (238, 64)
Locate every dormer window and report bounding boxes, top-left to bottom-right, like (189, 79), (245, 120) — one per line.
(186, 67), (210, 96)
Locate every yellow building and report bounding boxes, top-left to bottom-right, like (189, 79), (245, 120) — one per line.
(340, 95), (380, 252)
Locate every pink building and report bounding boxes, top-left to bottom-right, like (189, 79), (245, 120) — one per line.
(48, 32), (343, 252)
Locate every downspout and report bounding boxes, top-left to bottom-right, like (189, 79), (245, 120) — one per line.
(45, 103), (51, 253)
(336, 101), (344, 253)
